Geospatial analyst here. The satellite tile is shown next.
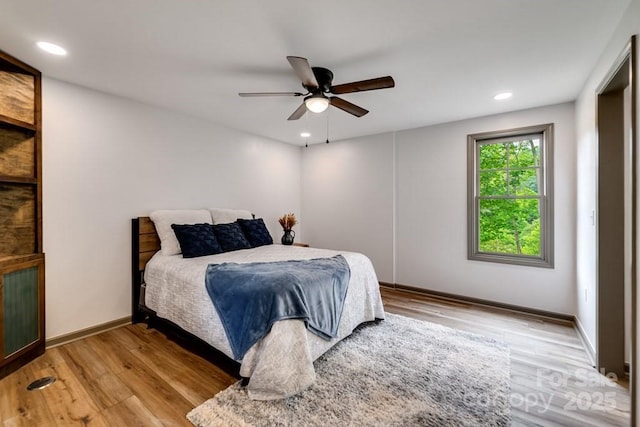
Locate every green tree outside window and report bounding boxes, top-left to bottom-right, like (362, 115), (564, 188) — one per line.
(468, 125), (553, 268)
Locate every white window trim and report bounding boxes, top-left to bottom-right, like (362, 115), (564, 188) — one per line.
(467, 123), (554, 268)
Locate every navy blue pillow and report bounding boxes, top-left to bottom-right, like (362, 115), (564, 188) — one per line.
(212, 222), (252, 252)
(237, 218), (273, 248)
(171, 223), (222, 258)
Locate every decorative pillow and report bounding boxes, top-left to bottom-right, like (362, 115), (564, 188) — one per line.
(171, 224), (222, 258)
(210, 208), (253, 225)
(212, 222), (252, 252)
(237, 218), (273, 248)
(150, 209), (213, 256)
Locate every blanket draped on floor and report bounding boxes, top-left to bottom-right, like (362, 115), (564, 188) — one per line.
(205, 255), (351, 360)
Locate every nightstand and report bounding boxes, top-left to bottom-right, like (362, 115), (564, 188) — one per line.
(293, 243), (309, 247)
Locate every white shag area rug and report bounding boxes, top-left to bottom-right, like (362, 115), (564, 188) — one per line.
(188, 312), (510, 426)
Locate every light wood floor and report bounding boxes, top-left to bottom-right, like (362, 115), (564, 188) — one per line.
(382, 288), (630, 426)
(0, 288), (630, 426)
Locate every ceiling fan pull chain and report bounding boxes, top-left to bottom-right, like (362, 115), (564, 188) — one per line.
(305, 111), (309, 148)
(326, 108), (330, 144)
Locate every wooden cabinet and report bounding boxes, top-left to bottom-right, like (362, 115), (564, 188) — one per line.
(0, 254), (45, 377)
(0, 49), (45, 378)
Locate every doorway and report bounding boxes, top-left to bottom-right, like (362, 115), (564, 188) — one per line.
(596, 35), (636, 424)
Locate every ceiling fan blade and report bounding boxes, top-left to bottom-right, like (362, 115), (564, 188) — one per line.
(287, 103), (307, 120)
(330, 76), (395, 95)
(287, 56), (319, 89)
(239, 92), (304, 97)
(330, 97), (369, 117)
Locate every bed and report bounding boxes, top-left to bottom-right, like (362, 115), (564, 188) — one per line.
(131, 213), (385, 400)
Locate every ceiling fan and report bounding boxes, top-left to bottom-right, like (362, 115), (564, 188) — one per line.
(239, 56), (395, 120)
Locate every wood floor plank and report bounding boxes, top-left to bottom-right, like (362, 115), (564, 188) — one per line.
(84, 330), (139, 375)
(131, 338), (234, 406)
(101, 395), (165, 427)
(84, 372), (133, 411)
(115, 351), (195, 426)
(3, 362), (57, 426)
(58, 338), (133, 410)
(57, 339), (110, 380)
(34, 355), (106, 425)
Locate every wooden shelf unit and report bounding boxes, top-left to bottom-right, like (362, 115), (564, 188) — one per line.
(0, 49), (44, 378)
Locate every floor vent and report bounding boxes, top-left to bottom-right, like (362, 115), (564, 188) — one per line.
(26, 376), (56, 391)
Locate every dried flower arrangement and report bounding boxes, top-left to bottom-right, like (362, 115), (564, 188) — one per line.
(278, 213), (297, 230)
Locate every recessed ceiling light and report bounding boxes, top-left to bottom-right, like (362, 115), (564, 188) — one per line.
(494, 92), (512, 101)
(300, 132), (311, 138)
(36, 41), (67, 56)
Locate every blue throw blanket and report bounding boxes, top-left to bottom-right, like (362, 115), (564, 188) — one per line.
(205, 255), (351, 360)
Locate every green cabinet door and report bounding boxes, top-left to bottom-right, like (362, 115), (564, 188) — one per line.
(3, 266), (39, 355)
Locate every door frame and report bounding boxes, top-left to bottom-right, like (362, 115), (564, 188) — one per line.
(596, 35), (637, 425)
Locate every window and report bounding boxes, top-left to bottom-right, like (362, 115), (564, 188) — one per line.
(467, 124), (554, 268)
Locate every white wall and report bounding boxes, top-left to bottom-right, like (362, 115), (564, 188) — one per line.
(575, 0), (639, 358)
(573, 0), (640, 415)
(42, 78), (301, 339)
(301, 102), (576, 314)
(301, 133), (394, 283)
(396, 103), (576, 314)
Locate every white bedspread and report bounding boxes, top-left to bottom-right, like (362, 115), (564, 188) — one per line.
(144, 244), (385, 400)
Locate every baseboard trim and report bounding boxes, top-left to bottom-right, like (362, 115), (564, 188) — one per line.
(574, 315), (596, 367)
(381, 282), (575, 324)
(46, 316), (132, 348)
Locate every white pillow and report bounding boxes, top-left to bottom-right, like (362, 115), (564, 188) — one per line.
(209, 208), (253, 225)
(149, 209), (213, 256)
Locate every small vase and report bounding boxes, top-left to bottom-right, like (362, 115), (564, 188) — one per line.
(281, 229), (295, 245)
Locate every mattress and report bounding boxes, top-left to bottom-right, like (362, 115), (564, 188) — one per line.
(144, 244), (385, 399)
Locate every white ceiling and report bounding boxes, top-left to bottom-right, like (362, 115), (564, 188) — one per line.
(0, 0), (630, 146)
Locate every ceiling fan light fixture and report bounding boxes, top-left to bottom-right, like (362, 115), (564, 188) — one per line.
(305, 95), (329, 113)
